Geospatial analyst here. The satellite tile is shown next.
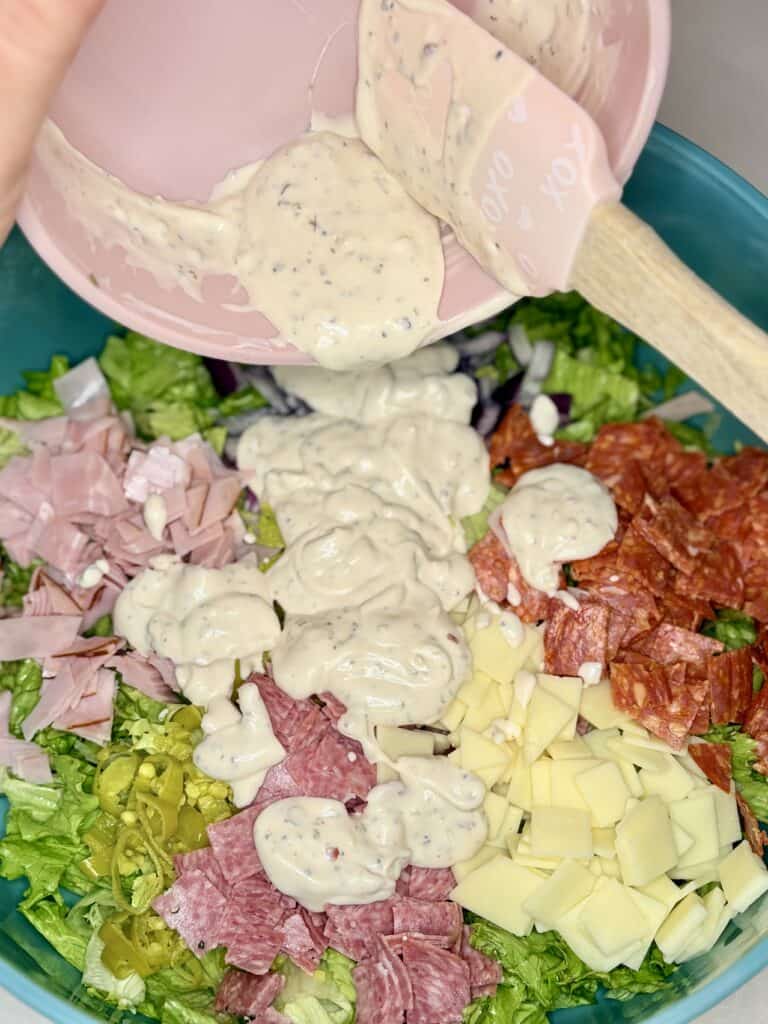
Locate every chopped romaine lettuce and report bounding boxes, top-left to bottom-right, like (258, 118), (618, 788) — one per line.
(704, 723), (768, 822)
(0, 546), (39, 608)
(142, 948), (232, 1024)
(0, 425), (27, 468)
(275, 949), (356, 1024)
(663, 420), (715, 454)
(543, 348), (640, 441)
(83, 930), (146, 1009)
(462, 484), (508, 548)
(0, 355), (69, 420)
(0, 658), (43, 736)
(702, 608), (758, 650)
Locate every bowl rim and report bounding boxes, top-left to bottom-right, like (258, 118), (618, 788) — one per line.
(5, 122), (768, 1024)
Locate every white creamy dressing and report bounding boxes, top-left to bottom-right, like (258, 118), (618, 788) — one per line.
(529, 393), (559, 446)
(254, 757), (486, 911)
(194, 684), (287, 807)
(37, 123), (444, 370)
(142, 494), (168, 542)
(112, 555), (281, 704)
(78, 558), (110, 589)
(500, 463), (618, 595)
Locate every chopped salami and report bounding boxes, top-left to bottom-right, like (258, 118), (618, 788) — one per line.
(461, 927), (502, 998)
(616, 522), (674, 597)
(737, 794), (768, 855)
(281, 911), (325, 973)
(152, 869), (227, 956)
(628, 623), (722, 666)
(673, 462), (755, 521)
(658, 590), (713, 632)
(253, 672), (328, 753)
(720, 448), (768, 493)
(688, 742), (733, 793)
(610, 660), (701, 749)
(325, 900), (398, 961)
(544, 600), (609, 676)
(743, 561), (768, 622)
(489, 404), (587, 487)
(214, 970), (285, 1017)
(282, 726), (376, 803)
(207, 804), (264, 884)
(586, 421), (669, 485)
(406, 867), (456, 902)
(570, 541), (621, 586)
(673, 540), (744, 610)
(219, 890), (286, 975)
(319, 691), (348, 724)
(708, 648), (754, 725)
(353, 937), (413, 1024)
(402, 936), (471, 1024)
(507, 553), (554, 623)
(468, 531), (510, 604)
(174, 846), (227, 894)
(391, 899), (463, 946)
(588, 579), (660, 645)
(633, 496), (716, 576)
(744, 683), (768, 741)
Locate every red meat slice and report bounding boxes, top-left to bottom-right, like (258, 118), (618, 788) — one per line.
(743, 562), (768, 621)
(672, 462), (755, 520)
(325, 900), (398, 961)
(737, 794), (768, 855)
(281, 912), (325, 973)
(174, 847), (228, 894)
(207, 804), (264, 884)
(628, 623), (723, 666)
(507, 553), (555, 623)
(391, 899), (463, 946)
(610, 660), (702, 750)
(353, 937), (413, 1024)
(544, 600), (610, 676)
(570, 540), (621, 586)
(745, 683), (768, 741)
(214, 970), (285, 1017)
(688, 742), (733, 793)
(708, 648), (754, 725)
(616, 522), (675, 597)
(402, 936), (472, 1024)
(253, 673), (328, 753)
(673, 541), (744, 609)
(283, 726), (376, 803)
(588, 579), (660, 646)
(461, 927), (502, 998)
(633, 496), (716, 576)
(468, 531), (510, 604)
(219, 889), (287, 975)
(586, 420), (670, 487)
(406, 867), (456, 902)
(489, 404), (587, 487)
(658, 590), (714, 633)
(152, 869), (227, 957)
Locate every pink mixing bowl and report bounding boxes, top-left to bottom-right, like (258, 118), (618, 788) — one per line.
(17, 0), (670, 365)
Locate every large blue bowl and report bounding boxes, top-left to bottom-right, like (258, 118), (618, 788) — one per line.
(1, 123), (768, 1024)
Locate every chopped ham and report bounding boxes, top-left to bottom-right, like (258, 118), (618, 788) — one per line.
(0, 615), (82, 661)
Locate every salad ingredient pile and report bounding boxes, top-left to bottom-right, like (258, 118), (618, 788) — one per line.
(0, 297), (768, 1024)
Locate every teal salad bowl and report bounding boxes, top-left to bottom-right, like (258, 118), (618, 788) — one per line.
(1, 123), (768, 1024)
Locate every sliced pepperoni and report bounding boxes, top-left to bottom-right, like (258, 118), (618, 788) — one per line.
(672, 462), (754, 520)
(708, 648), (754, 725)
(672, 541), (744, 609)
(610, 660), (701, 750)
(402, 936), (471, 1024)
(658, 590), (714, 632)
(737, 794), (768, 855)
(489, 405), (588, 487)
(586, 420), (671, 487)
(634, 496), (716, 576)
(616, 521), (675, 597)
(744, 683), (768, 740)
(468, 531), (509, 604)
(627, 623), (723, 666)
(688, 742), (733, 793)
(588, 579), (660, 646)
(507, 553), (554, 623)
(743, 561), (768, 622)
(461, 927), (502, 998)
(544, 600), (610, 677)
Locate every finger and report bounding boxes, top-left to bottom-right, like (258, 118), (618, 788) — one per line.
(0, 0), (105, 239)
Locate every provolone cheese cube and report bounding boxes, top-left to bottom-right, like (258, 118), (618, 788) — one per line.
(547, 737), (592, 760)
(377, 726), (435, 762)
(483, 791), (509, 841)
(676, 887), (729, 962)
(470, 622), (539, 684)
(676, 869), (719, 900)
(621, 888), (669, 969)
(440, 700), (467, 733)
(669, 860), (723, 882)
(609, 738), (669, 773)
(592, 828), (616, 859)
(506, 756), (532, 812)
(460, 727), (510, 770)
(497, 679), (514, 715)
(456, 672), (494, 708)
(639, 754), (695, 803)
(450, 856), (545, 936)
(655, 893), (708, 962)
(523, 688), (576, 763)
(619, 760), (643, 798)
(474, 763), (506, 789)
(556, 902), (635, 972)
(622, 721), (649, 738)
(522, 860), (595, 926)
(589, 860), (603, 877)
(673, 823), (695, 859)
(464, 684), (507, 732)
(579, 681), (630, 730)
(530, 759), (552, 807)
(615, 797), (678, 886)
(598, 856), (621, 879)
(719, 841), (768, 913)
(576, 762), (630, 827)
(713, 787), (742, 848)
(583, 727), (621, 761)
(521, 625), (545, 672)
(669, 791), (720, 868)
(452, 844), (501, 882)
(640, 874), (683, 909)
(488, 803), (524, 849)
(530, 806), (593, 860)
(550, 759), (601, 812)
(537, 673), (582, 740)
(579, 878), (650, 956)
(513, 841), (562, 872)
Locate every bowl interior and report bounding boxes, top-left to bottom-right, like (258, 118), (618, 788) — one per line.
(3, 123), (768, 1024)
(17, 0), (668, 365)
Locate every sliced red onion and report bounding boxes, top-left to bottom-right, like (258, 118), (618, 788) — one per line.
(53, 357), (110, 413)
(203, 358), (240, 396)
(472, 370), (525, 436)
(453, 330), (505, 358)
(518, 340), (555, 407)
(508, 324), (532, 367)
(547, 392), (572, 426)
(219, 406), (273, 437)
(242, 487), (260, 512)
(641, 391), (714, 422)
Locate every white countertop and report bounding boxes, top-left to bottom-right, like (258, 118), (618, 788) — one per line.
(2, 1), (767, 1021)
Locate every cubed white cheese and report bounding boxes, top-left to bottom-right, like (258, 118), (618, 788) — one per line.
(522, 860), (595, 926)
(530, 759), (552, 807)
(719, 841), (768, 914)
(583, 727), (621, 761)
(537, 673), (583, 740)
(579, 681), (631, 730)
(450, 856), (545, 936)
(592, 828), (616, 859)
(669, 791), (721, 868)
(470, 621), (541, 684)
(615, 797), (678, 886)
(474, 763), (508, 789)
(506, 756), (532, 812)
(523, 687), (576, 763)
(672, 822), (695, 859)
(464, 684), (507, 733)
(452, 844), (502, 882)
(655, 892), (708, 962)
(377, 726), (435, 761)
(639, 754), (696, 803)
(576, 762), (630, 827)
(556, 901), (636, 972)
(621, 888), (669, 969)
(497, 679), (515, 715)
(456, 672), (494, 708)
(609, 738), (670, 773)
(459, 727), (510, 770)
(619, 760), (644, 798)
(639, 874), (683, 909)
(550, 759), (601, 812)
(579, 878), (651, 956)
(488, 803), (524, 849)
(530, 806), (593, 860)
(676, 887), (729, 962)
(712, 786), (742, 848)
(483, 791), (510, 841)
(547, 737), (593, 760)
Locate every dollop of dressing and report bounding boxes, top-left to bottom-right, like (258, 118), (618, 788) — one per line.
(255, 758), (486, 910)
(37, 124), (444, 370)
(113, 555), (281, 704)
(500, 463), (617, 595)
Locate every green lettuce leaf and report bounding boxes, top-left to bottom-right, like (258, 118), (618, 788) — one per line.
(83, 931), (146, 1009)
(0, 354), (69, 420)
(142, 948), (233, 1024)
(465, 918), (675, 1023)
(543, 349), (639, 442)
(704, 723), (768, 821)
(256, 502), (285, 550)
(701, 608), (758, 650)
(20, 897), (91, 973)
(275, 949), (356, 1024)
(0, 425), (27, 469)
(462, 484), (508, 548)
(0, 546), (39, 608)
(663, 420), (715, 455)
(0, 836), (84, 904)
(0, 658), (43, 736)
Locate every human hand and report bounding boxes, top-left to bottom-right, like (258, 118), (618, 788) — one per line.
(0, 0), (105, 245)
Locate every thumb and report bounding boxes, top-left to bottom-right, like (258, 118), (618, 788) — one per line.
(0, 0), (105, 243)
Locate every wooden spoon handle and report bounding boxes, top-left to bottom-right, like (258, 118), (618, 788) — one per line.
(571, 201), (768, 443)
